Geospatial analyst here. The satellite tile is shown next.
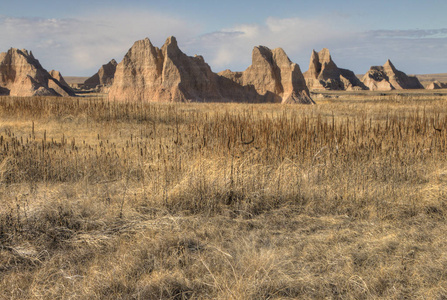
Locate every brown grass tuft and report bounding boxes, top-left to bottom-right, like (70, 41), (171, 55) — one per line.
(1, 94), (447, 298)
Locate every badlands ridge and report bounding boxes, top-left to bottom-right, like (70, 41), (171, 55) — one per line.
(109, 37), (312, 104)
(0, 36), (440, 103)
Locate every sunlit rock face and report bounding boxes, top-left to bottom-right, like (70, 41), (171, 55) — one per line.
(109, 37), (313, 104)
(361, 60), (424, 91)
(303, 48), (366, 91)
(0, 48), (75, 97)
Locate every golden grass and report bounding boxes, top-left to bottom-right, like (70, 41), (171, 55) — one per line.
(1, 94), (447, 299)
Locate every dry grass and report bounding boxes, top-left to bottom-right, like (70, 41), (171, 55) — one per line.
(1, 94), (447, 299)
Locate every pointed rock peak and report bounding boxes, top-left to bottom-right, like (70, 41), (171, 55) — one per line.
(132, 37), (154, 49)
(309, 49), (320, 62)
(164, 36), (178, 47)
(14, 48), (35, 59)
(162, 36), (182, 54)
(49, 69), (72, 91)
(272, 47), (287, 56)
(123, 38), (159, 62)
(319, 48), (330, 55)
(255, 45), (271, 52)
(272, 47), (292, 64)
(306, 49), (323, 78)
(310, 49), (318, 59)
(84, 57), (118, 89)
(253, 46), (272, 57)
(383, 59), (396, 71)
(317, 48), (333, 64)
(252, 46), (274, 64)
(7, 48), (19, 56)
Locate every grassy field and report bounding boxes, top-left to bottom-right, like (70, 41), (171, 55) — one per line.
(1, 93), (447, 299)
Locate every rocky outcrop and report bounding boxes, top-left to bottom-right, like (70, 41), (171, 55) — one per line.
(48, 70), (75, 97)
(361, 60), (424, 91)
(0, 48), (75, 97)
(303, 48), (366, 91)
(84, 59), (117, 90)
(426, 80), (447, 89)
(218, 46), (313, 104)
(109, 37), (222, 102)
(49, 70), (70, 89)
(109, 37), (313, 104)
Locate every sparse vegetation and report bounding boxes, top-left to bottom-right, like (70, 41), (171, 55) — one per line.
(1, 93), (447, 299)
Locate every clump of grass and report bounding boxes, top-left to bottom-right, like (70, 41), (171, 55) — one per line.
(1, 94), (447, 298)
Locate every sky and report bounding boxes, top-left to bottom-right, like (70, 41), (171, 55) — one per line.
(1, 0), (446, 76)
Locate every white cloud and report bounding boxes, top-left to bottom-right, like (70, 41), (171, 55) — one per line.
(333, 29), (447, 74)
(368, 28), (447, 39)
(183, 16), (354, 72)
(185, 18), (447, 75)
(0, 10), (201, 75)
(0, 12), (446, 76)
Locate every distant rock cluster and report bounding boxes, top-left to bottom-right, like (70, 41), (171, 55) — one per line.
(108, 37), (313, 103)
(0, 48), (74, 97)
(361, 60), (424, 91)
(303, 48), (425, 91)
(0, 36), (444, 101)
(426, 81), (447, 90)
(303, 48), (366, 91)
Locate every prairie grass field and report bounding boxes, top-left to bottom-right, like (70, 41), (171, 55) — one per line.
(1, 93), (447, 299)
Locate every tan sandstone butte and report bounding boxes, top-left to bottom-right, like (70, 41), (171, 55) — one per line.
(0, 48), (75, 97)
(48, 70), (75, 97)
(303, 48), (366, 91)
(361, 60), (424, 91)
(426, 80), (447, 90)
(49, 70), (70, 88)
(109, 37), (225, 102)
(218, 46), (314, 104)
(84, 59), (117, 91)
(108, 36), (313, 104)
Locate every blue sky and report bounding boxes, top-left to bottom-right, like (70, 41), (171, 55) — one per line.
(1, 0), (446, 76)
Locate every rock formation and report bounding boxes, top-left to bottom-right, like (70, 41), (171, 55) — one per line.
(426, 80), (447, 89)
(49, 70), (70, 89)
(109, 37), (222, 102)
(219, 46), (313, 104)
(84, 59), (117, 90)
(48, 70), (75, 97)
(0, 48), (75, 97)
(303, 48), (366, 91)
(361, 60), (424, 91)
(109, 36), (313, 104)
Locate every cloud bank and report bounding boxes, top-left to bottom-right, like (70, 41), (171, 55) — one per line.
(185, 16), (354, 73)
(0, 11), (446, 76)
(0, 10), (201, 75)
(186, 19), (447, 75)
